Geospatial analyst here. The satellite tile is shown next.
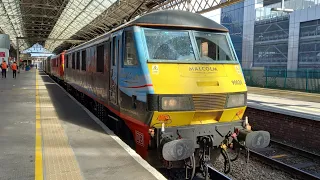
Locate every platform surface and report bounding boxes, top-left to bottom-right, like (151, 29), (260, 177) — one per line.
(247, 87), (320, 121)
(0, 69), (165, 180)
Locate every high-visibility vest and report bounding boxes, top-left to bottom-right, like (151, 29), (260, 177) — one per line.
(11, 64), (17, 71)
(1, 62), (7, 69)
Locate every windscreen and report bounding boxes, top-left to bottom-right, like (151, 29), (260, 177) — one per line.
(194, 32), (235, 62)
(144, 29), (196, 61)
(144, 28), (236, 63)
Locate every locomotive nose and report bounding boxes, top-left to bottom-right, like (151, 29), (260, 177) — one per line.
(162, 139), (195, 161)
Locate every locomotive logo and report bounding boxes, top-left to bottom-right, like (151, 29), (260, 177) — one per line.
(157, 114), (171, 123)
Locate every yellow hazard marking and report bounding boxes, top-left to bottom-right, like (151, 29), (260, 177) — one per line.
(271, 154), (287, 159)
(36, 70), (83, 180)
(35, 70), (43, 180)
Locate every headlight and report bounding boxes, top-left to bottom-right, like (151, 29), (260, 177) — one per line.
(161, 96), (193, 111)
(226, 93), (246, 108)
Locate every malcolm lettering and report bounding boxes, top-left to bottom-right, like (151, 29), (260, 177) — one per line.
(189, 66), (218, 72)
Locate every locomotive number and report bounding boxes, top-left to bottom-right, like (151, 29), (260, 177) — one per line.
(232, 80), (243, 85)
(135, 130), (144, 147)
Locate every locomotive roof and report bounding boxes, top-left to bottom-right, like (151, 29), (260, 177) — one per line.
(130, 10), (228, 32)
(66, 10), (227, 54)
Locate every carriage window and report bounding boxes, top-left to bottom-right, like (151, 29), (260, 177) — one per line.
(112, 36), (116, 66)
(194, 32), (235, 62)
(97, 45), (104, 72)
(72, 53), (75, 69)
(124, 31), (138, 66)
(76, 51), (80, 69)
(66, 55), (69, 68)
(81, 50), (86, 71)
(107, 41), (111, 66)
(144, 29), (195, 61)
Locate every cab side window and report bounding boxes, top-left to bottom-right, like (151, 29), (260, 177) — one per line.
(124, 31), (138, 66)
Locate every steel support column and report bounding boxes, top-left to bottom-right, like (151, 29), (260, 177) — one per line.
(16, 38), (20, 73)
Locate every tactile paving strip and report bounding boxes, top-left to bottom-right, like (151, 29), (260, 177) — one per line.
(37, 72), (83, 180)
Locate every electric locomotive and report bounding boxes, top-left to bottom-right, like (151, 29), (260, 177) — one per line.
(46, 10), (270, 179)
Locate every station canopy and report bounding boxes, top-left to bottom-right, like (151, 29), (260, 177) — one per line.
(0, 0), (242, 55)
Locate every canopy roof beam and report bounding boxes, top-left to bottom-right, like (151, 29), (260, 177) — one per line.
(17, 37), (86, 43)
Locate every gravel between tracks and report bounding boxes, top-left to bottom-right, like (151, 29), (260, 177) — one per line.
(213, 154), (300, 180)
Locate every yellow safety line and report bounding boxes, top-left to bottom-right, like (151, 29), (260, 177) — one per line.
(35, 70), (43, 180)
(271, 154), (287, 159)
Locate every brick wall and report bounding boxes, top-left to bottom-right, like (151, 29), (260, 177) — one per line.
(244, 108), (320, 152)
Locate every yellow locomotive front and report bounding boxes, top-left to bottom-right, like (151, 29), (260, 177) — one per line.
(148, 63), (247, 126)
(144, 29), (248, 128)
(132, 10), (270, 179)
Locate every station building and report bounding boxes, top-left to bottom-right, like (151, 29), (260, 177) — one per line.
(207, 0), (320, 71)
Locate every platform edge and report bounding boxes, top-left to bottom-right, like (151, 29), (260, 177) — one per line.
(46, 72), (167, 180)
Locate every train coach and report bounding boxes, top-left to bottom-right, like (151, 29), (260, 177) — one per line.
(43, 56), (51, 74)
(44, 10), (270, 179)
(49, 51), (65, 82)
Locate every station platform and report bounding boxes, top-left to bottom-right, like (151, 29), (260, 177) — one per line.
(0, 69), (166, 180)
(247, 87), (320, 121)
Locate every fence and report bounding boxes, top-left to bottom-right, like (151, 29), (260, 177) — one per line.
(242, 69), (320, 93)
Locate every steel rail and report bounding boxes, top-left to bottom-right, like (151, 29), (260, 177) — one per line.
(250, 140), (320, 180)
(270, 139), (320, 160)
(205, 162), (232, 180)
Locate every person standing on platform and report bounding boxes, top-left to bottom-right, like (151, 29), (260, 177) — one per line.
(11, 62), (17, 79)
(1, 59), (8, 78)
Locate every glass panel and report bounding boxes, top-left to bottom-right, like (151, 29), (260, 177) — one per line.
(97, 45), (104, 72)
(124, 31), (138, 66)
(112, 37), (116, 66)
(76, 51), (80, 69)
(81, 50), (86, 71)
(144, 29), (195, 61)
(194, 32), (235, 62)
(72, 53), (75, 69)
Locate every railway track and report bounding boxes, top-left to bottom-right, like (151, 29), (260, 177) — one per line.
(158, 165), (232, 180)
(250, 140), (320, 180)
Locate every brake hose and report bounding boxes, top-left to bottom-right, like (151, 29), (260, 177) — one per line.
(221, 148), (231, 174)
